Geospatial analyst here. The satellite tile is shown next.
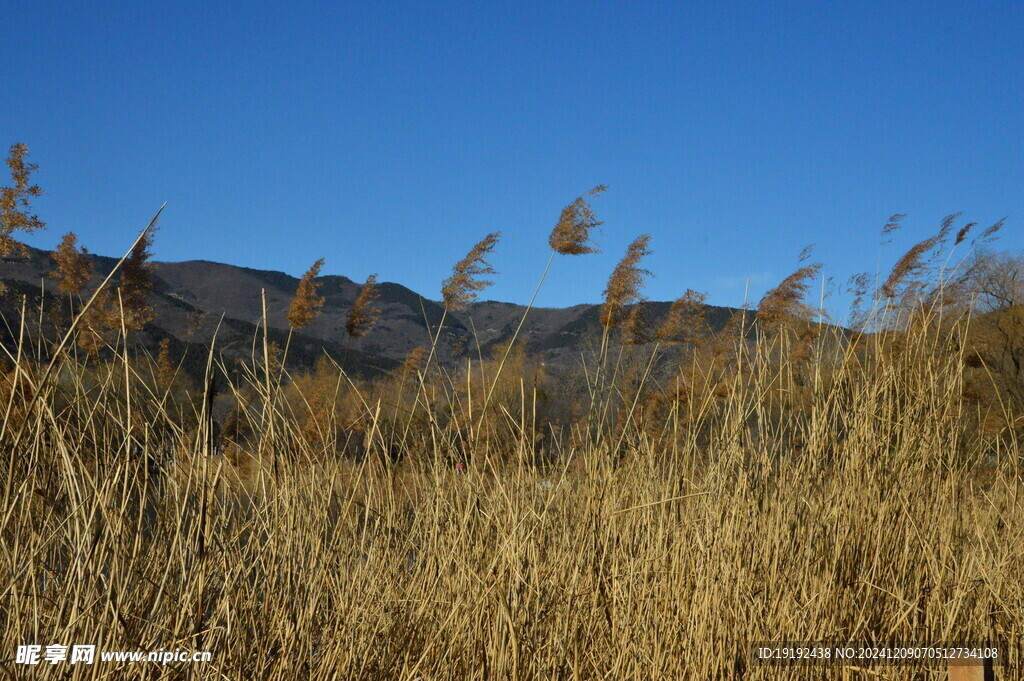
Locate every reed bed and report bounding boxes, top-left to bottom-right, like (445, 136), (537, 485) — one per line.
(0, 295), (1020, 680)
(0, 186), (1021, 678)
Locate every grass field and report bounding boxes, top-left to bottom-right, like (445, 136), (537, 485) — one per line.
(2, 292), (1021, 680)
(2, 200), (1022, 679)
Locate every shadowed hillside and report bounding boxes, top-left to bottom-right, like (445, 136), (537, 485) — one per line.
(0, 245), (743, 377)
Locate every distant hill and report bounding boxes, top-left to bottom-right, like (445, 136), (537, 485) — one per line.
(0, 245), (744, 380)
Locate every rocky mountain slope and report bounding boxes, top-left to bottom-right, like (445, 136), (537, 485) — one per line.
(0, 246), (743, 379)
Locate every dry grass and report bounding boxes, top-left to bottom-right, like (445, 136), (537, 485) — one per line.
(1, 215), (1022, 679)
(1, 314), (1020, 679)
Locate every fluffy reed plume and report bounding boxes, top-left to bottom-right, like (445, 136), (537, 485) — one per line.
(156, 337), (175, 390)
(477, 187), (606, 419)
(441, 232), (501, 310)
(757, 247), (823, 328)
(937, 212), (961, 241)
(975, 217), (1006, 246)
(346, 273), (381, 339)
(50, 232), (93, 295)
(264, 340), (284, 374)
(77, 289), (117, 355)
(0, 143), (45, 259)
(879, 213), (998, 304)
(119, 221), (158, 331)
(548, 185), (607, 255)
(881, 234), (943, 301)
(955, 222), (976, 245)
(401, 346), (428, 378)
(621, 302), (653, 345)
(846, 271), (874, 329)
(52, 223), (158, 354)
(880, 212), (906, 245)
(288, 258), (326, 329)
(657, 289), (709, 345)
(600, 234), (652, 329)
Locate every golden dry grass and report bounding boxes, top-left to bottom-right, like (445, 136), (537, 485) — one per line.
(0, 198), (1021, 679)
(0, 298), (1021, 680)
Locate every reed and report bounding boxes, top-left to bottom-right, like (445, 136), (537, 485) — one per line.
(0, 199), (1020, 679)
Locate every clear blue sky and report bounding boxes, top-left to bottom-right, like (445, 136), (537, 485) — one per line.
(4, 1), (1021, 318)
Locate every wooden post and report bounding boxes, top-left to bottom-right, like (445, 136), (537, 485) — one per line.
(948, 657), (994, 681)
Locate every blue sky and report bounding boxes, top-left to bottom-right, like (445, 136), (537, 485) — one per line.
(3, 1), (1021, 319)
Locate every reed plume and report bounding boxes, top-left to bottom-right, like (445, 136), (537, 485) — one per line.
(881, 234), (943, 301)
(156, 337), (175, 390)
(0, 143), (45, 259)
(621, 302), (653, 345)
(346, 273), (381, 338)
(936, 212), (961, 242)
(474, 186), (606, 431)
(880, 213), (906, 245)
(119, 220), (158, 331)
(657, 289), (709, 345)
(975, 217), (1006, 246)
(756, 259), (823, 329)
(954, 222), (976, 245)
(441, 232), (501, 310)
(402, 346), (428, 378)
(77, 288), (117, 355)
(846, 271), (874, 329)
(879, 213), (984, 303)
(288, 258), (326, 329)
(548, 185), (607, 255)
(600, 234), (652, 329)
(50, 232), (92, 296)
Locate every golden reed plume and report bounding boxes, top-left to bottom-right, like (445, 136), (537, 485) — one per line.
(288, 258), (326, 329)
(441, 232), (501, 310)
(600, 234), (652, 329)
(0, 143), (45, 259)
(657, 289), (709, 346)
(346, 273), (381, 339)
(50, 232), (92, 296)
(548, 185), (607, 256)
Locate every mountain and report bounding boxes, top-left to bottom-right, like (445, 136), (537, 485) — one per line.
(0, 245), (743, 380)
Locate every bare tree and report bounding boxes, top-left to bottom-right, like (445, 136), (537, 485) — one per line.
(965, 249), (1024, 313)
(962, 249), (1024, 407)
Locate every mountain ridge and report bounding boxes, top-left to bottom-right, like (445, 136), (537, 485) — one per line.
(0, 245), (744, 378)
